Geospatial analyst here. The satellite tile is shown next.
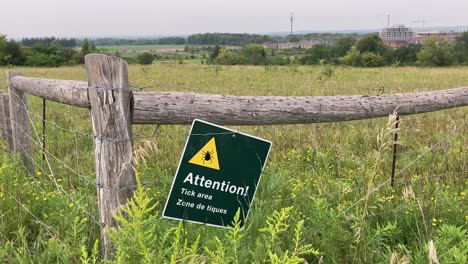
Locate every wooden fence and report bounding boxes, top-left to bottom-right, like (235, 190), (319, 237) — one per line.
(1, 54), (467, 259)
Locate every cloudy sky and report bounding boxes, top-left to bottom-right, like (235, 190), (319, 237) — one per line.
(1, 0), (467, 38)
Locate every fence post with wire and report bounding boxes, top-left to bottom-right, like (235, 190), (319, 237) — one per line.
(86, 54), (136, 259)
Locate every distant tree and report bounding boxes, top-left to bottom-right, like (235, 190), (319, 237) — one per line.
(300, 44), (333, 65)
(136, 52), (154, 65)
(214, 48), (246, 65)
(241, 44), (266, 65)
(4, 40), (26, 65)
(210, 45), (221, 61)
(340, 47), (362, 66)
(158, 37), (186, 45)
(356, 34), (387, 55)
(0, 35), (7, 65)
(360, 52), (384, 67)
(333, 36), (357, 57)
(81, 38), (92, 57)
(453, 32), (468, 64)
(394, 43), (422, 65)
(75, 38), (94, 64)
(417, 36), (454, 66)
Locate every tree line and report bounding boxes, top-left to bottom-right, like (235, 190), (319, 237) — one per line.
(92, 37), (186, 46)
(2, 32), (468, 67)
(0, 36), (95, 67)
(208, 33), (468, 67)
(21, 37), (79, 48)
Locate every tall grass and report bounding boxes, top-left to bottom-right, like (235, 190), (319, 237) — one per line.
(0, 64), (466, 263)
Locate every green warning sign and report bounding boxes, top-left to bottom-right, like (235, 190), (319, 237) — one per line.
(162, 119), (272, 228)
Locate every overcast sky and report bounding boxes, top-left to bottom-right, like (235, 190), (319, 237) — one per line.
(1, 0), (467, 38)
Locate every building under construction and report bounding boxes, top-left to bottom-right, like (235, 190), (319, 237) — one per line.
(379, 25), (415, 48)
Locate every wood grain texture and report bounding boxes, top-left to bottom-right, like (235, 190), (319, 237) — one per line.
(7, 71), (34, 175)
(8, 75), (468, 125)
(85, 54), (135, 260)
(10, 76), (89, 108)
(132, 87), (468, 125)
(0, 91), (14, 151)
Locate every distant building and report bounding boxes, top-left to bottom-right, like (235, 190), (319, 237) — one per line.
(263, 39), (333, 50)
(380, 24), (462, 48)
(380, 25), (414, 48)
(413, 31), (458, 43)
(263, 42), (299, 49)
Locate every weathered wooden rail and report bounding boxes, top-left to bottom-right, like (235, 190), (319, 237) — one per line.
(9, 75), (468, 125)
(1, 54), (467, 259)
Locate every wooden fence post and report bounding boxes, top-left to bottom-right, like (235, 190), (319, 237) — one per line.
(0, 91), (14, 152)
(7, 71), (34, 175)
(85, 54), (136, 259)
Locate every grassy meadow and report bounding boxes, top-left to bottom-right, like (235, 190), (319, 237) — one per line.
(0, 64), (467, 263)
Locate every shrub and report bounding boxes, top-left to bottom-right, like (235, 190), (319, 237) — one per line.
(136, 52), (155, 65)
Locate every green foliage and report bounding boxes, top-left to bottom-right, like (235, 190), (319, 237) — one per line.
(394, 43), (422, 65)
(417, 36), (454, 66)
(109, 187), (317, 263)
(333, 36), (357, 57)
(0, 35), (26, 66)
(433, 224), (468, 263)
(22, 41), (79, 67)
(257, 207), (319, 263)
(356, 34), (387, 55)
(187, 33), (273, 46)
(0, 34), (7, 64)
(80, 239), (100, 264)
(300, 44), (333, 65)
(210, 45), (221, 61)
(340, 46), (362, 66)
(360, 51), (384, 67)
(214, 48), (247, 65)
(81, 38), (92, 57)
(319, 60), (335, 79)
(136, 52), (155, 65)
(453, 32), (468, 64)
(211, 45), (266, 65)
(108, 179), (158, 263)
(340, 47), (384, 67)
(0, 65), (466, 263)
(21, 37), (78, 47)
(241, 44), (266, 65)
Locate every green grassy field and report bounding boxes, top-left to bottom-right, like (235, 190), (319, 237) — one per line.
(0, 64), (467, 263)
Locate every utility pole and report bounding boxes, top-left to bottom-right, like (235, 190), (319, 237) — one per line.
(290, 12), (295, 38)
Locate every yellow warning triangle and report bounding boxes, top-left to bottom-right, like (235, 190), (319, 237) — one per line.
(188, 137), (220, 170)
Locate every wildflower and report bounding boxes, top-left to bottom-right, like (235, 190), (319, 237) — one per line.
(36, 171), (42, 176)
(69, 202), (74, 207)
